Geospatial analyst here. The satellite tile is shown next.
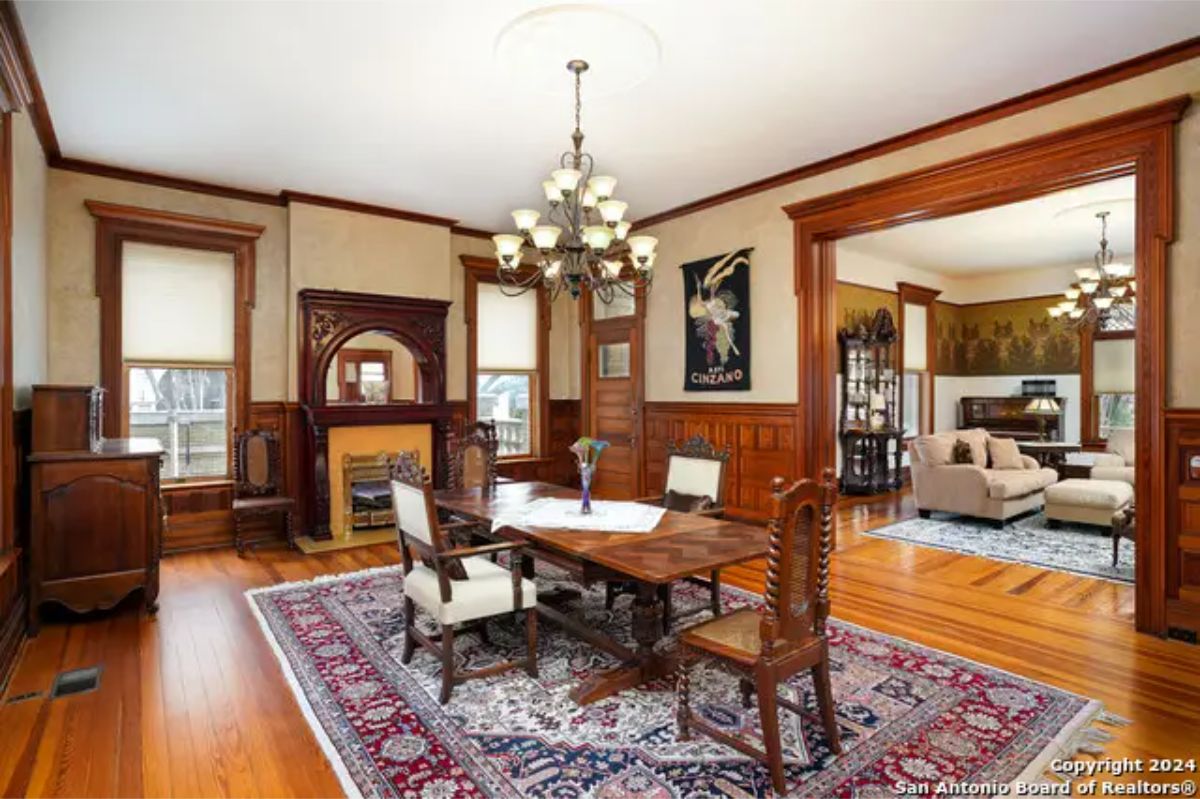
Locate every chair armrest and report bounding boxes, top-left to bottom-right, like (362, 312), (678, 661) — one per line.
(435, 540), (528, 562)
(634, 494), (664, 506)
(1020, 455), (1040, 471)
(1091, 453), (1126, 468)
(690, 505), (725, 518)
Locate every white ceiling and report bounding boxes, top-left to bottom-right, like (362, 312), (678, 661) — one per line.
(839, 175), (1135, 274)
(18, 2), (1200, 230)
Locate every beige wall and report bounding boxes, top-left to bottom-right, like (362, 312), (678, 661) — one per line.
(46, 169), (291, 400)
(11, 112), (47, 409)
(642, 57), (1200, 407)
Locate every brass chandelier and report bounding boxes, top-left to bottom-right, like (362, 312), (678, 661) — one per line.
(492, 60), (657, 303)
(1048, 211), (1135, 327)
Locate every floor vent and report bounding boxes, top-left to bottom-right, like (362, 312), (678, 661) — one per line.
(1167, 627), (1198, 645)
(49, 666), (102, 699)
(5, 690), (42, 704)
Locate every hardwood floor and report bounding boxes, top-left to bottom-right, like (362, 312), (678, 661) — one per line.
(1, 490), (1198, 797)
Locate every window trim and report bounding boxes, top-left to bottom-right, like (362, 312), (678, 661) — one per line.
(124, 362), (234, 482)
(88, 201), (263, 441)
(461, 255), (549, 459)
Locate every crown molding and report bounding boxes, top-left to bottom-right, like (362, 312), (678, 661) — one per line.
(449, 224), (496, 240)
(56, 156), (284, 206)
(636, 35), (1200, 230)
(280, 190), (457, 227)
(0, 0), (58, 155)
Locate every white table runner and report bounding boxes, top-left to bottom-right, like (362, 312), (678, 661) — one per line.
(491, 497), (667, 534)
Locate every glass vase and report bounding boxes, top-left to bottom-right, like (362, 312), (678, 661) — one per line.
(579, 463), (593, 515)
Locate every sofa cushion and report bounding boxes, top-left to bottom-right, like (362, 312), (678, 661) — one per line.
(914, 433), (956, 467)
(1091, 465), (1135, 485)
(952, 439), (974, 464)
(986, 467), (1058, 500)
(1107, 429), (1135, 465)
(1046, 478), (1134, 510)
(957, 428), (990, 467)
(987, 437), (1024, 470)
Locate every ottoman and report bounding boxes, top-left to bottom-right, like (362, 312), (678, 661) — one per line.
(1044, 479), (1133, 528)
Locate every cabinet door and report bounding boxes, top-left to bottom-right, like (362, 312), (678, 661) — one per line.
(36, 460), (150, 581)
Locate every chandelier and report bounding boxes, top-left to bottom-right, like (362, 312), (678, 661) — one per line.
(1047, 211), (1135, 327)
(492, 60), (657, 303)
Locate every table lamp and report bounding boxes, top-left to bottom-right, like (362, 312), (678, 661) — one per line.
(1024, 397), (1061, 441)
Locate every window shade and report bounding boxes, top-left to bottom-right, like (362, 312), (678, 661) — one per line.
(903, 303), (928, 372)
(477, 282), (537, 370)
(1094, 337), (1135, 394)
(122, 242), (235, 363)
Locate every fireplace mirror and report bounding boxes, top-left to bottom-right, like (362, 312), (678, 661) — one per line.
(322, 330), (427, 405)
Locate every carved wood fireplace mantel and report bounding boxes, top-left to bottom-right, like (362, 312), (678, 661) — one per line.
(297, 289), (453, 539)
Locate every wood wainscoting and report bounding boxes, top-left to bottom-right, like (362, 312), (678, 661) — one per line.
(161, 401), (303, 553)
(0, 408), (30, 691)
(1166, 409), (1200, 638)
(643, 402), (799, 523)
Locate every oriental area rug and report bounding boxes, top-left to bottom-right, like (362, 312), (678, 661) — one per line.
(863, 511), (1135, 584)
(248, 566), (1123, 798)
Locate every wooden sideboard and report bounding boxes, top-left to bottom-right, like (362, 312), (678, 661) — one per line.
(27, 385), (164, 634)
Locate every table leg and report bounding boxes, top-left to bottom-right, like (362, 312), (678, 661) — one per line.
(567, 580), (674, 705)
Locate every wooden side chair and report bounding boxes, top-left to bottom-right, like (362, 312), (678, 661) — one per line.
(608, 434), (730, 628)
(231, 429), (296, 556)
(446, 421), (499, 491)
(391, 451), (538, 704)
(676, 469), (842, 795)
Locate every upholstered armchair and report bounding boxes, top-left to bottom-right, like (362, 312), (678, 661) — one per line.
(391, 452), (537, 704)
(607, 435), (730, 629)
(1091, 428), (1134, 485)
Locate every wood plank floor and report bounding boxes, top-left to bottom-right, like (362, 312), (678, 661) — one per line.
(2, 490), (1198, 797)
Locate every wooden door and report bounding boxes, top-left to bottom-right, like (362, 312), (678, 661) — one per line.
(584, 287), (644, 500)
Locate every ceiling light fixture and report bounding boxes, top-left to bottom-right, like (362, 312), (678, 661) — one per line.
(1049, 211), (1135, 329)
(493, 60), (655, 303)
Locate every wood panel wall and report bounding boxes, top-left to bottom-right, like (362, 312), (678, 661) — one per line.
(0, 409), (30, 690)
(1166, 409), (1200, 637)
(643, 402), (800, 523)
(161, 401), (303, 553)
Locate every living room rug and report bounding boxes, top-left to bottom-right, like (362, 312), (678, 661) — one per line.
(863, 511), (1134, 584)
(248, 567), (1123, 798)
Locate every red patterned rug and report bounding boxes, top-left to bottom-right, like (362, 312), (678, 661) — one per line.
(248, 566), (1122, 798)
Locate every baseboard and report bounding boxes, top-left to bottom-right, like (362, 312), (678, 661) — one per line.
(0, 592), (27, 696)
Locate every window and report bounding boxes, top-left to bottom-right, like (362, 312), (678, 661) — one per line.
(474, 281), (539, 457)
(1093, 336), (1134, 440)
(902, 372), (921, 437)
(902, 300), (929, 436)
(1098, 393), (1134, 439)
(121, 242), (236, 480)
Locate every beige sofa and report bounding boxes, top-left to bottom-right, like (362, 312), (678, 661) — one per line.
(1090, 428), (1134, 485)
(909, 430), (1059, 527)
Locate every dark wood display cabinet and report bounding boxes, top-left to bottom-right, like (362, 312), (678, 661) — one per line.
(27, 385), (164, 634)
(838, 309), (903, 495)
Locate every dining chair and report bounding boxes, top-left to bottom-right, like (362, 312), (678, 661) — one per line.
(391, 451), (538, 704)
(607, 434), (730, 630)
(675, 469), (842, 795)
(231, 429), (296, 556)
(446, 421), (499, 491)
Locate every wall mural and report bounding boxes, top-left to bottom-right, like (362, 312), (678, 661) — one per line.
(936, 297), (1079, 376)
(682, 248), (752, 391)
(834, 284), (1079, 377)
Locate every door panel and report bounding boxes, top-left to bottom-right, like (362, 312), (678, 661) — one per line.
(588, 318), (642, 500)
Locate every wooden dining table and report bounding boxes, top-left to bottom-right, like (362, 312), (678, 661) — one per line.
(434, 481), (770, 704)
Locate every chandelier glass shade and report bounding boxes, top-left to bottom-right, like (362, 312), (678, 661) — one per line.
(493, 60), (656, 303)
(1047, 211), (1135, 327)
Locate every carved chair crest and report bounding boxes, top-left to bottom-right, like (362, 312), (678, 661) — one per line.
(667, 434), (731, 464)
(390, 449), (427, 488)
